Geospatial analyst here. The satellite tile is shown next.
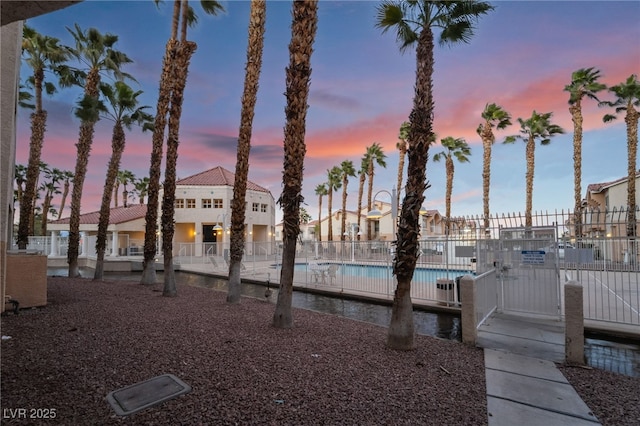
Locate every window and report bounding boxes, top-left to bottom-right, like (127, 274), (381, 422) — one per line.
(252, 203), (259, 212)
(213, 199), (223, 208)
(260, 203), (267, 213)
(175, 199), (184, 209)
(186, 199), (196, 208)
(202, 199), (212, 209)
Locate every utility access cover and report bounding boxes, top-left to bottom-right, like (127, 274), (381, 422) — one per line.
(106, 374), (191, 416)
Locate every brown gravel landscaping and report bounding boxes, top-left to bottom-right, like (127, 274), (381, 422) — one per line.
(1, 276), (639, 425)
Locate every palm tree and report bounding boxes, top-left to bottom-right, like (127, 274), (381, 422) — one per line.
(505, 111), (565, 228)
(134, 177), (149, 204)
(364, 142), (386, 240)
(396, 121), (410, 208)
(17, 25), (70, 249)
(39, 167), (63, 236)
(564, 67), (606, 237)
(339, 160), (356, 240)
(56, 170), (74, 219)
(377, 0), (493, 350)
(326, 166), (342, 241)
(117, 169), (136, 208)
(94, 82), (153, 280)
(65, 24), (133, 278)
(141, 0), (224, 289)
(477, 103), (511, 234)
(227, 0), (267, 304)
(355, 157), (369, 240)
(314, 183), (327, 241)
(433, 136), (471, 234)
(273, 0), (318, 329)
(14, 164), (27, 210)
(601, 74), (640, 237)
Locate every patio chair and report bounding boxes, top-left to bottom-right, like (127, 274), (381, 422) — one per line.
(327, 264), (339, 284)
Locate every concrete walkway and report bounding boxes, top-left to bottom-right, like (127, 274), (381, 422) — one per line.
(479, 313), (600, 425)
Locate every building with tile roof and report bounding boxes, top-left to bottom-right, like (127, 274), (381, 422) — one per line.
(47, 166), (276, 259)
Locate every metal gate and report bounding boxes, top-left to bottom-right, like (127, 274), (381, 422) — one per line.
(495, 227), (561, 318)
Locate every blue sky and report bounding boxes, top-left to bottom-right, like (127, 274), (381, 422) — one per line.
(16, 0), (640, 224)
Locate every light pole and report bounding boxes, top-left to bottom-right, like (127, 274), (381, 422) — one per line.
(213, 213), (229, 258)
(343, 223), (362, 262)
(366, 187), (398, 239)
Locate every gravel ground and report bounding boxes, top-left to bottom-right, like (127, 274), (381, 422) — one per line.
(1, 277), (638, 425)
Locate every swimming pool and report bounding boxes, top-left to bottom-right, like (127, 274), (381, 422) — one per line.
(288, 262), (472, 282)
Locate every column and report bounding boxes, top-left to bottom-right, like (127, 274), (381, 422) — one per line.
(110, 231), (118, 257)
(49, 231), (59, 257)
(195, 222), (202, 257)
(81, 231), (89, 256)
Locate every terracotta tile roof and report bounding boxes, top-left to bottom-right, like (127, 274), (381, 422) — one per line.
(50, 204), (147, 225)
(176, 166), (270, 193)
(587, 171), (640, 194)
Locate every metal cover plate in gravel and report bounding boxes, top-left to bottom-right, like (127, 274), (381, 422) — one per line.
(106, 374), (191, 416)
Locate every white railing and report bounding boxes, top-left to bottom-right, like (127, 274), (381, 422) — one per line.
(474, 269), (498, 328)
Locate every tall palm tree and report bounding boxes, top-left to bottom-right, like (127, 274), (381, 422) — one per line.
(56, 170), (74, 219)
(65, 24), (133, 278)
(477, 103), (511, 234)
(141, 0), (224, 289)
(505, 111), (565, 228)
(433, 136), (471, 234)
(396, 121), (410, 208)
(134, 177), (149, 204)
(14, 164), (27, 208)
(365, 142), (386, 240)
(314, 183), (327, 242)
(17, 25), (70, 249)
(93, 82), (153, 280)
(39, 167), (63, 236)
(377, 0), (493, 350)
(228, 0), (267, 304)
(601, 74), (640, 237)
(326, 166), (342, 241)
(114, 169), (136, 208)
(355, 157), (369, 240)
(564, 67), (606, 237)
(339, 160), (356, 240)
(273, 0), (318, 329)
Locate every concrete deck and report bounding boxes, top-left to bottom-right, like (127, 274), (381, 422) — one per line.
(479, 313), (600, 425)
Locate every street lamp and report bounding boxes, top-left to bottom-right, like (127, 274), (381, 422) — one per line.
(367, 187), (398, 238)
(343, 223), (362, 262)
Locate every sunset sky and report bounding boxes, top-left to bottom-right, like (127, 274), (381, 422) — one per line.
(16, 0), (640, 224)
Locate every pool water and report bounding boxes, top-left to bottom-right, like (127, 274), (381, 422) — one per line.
(294, 262), (472, 282)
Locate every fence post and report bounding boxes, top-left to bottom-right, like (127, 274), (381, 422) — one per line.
(460, 274), (476, 346)
(564, 280), (585, 365)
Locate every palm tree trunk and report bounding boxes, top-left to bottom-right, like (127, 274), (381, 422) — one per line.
(367, 166), (373, 240)
(228, 0), (266, 304)
(273, 0), (318, 329)
(317, 195), (323, 242)
(357, 173), (365, 240)
(17, 111), (47, 248)
(481, 126), (492, 235)
(388, 27), (434, 351)
(58, 179), (69, 220)
(327, 191), (333, 241)
(626, 109), (638, 237)
(68, 122), (95, 277)
(161, 40), (197, 297)
(571, 102), (583, 237)
(141, 37), (179, 285)
(525, 136), (536, 228)
(94, 123), (125, 280)
(445, 157), (453, 235)
(341, 179), (348, 241)
(68, 67), (101, 278)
